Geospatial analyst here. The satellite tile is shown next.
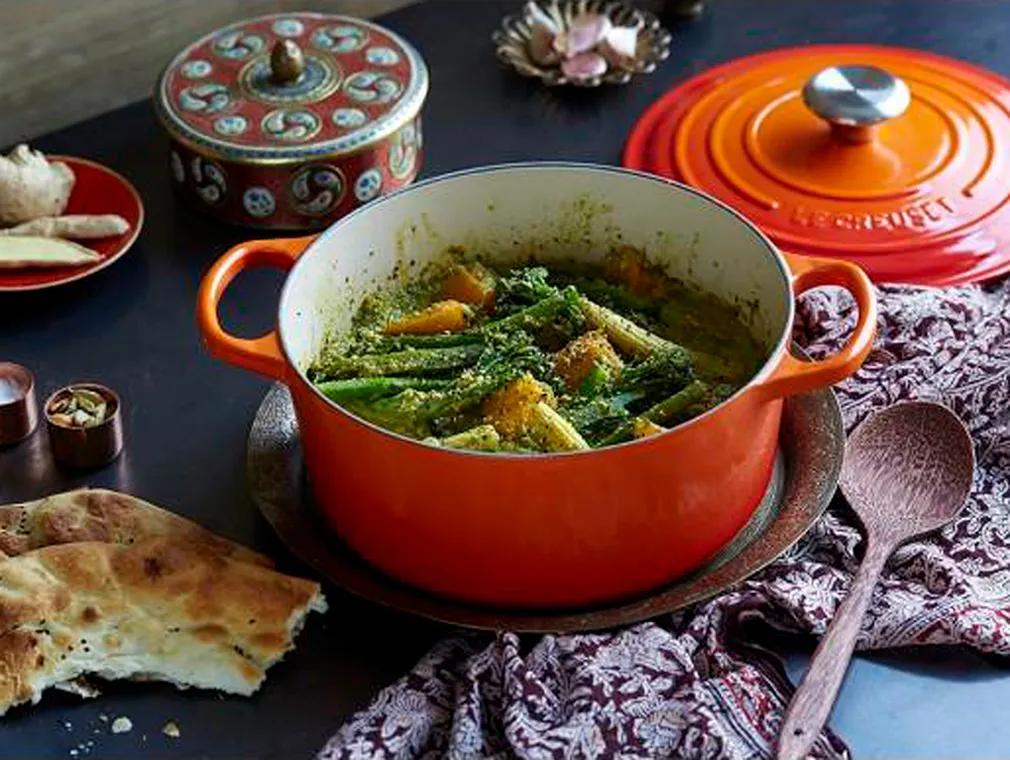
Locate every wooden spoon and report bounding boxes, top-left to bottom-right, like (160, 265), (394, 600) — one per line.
(776, 401), (975, 760)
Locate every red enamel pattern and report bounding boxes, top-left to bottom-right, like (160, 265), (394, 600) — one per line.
(161, 15), (415, 151)
(167, 118), (422, 230)
(156, 12), (427, 229)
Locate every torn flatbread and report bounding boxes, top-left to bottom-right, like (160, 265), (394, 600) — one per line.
(0, 538), (326, 715)
(0, 489), (270, 566)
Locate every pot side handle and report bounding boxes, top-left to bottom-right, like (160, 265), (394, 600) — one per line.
(756, 252), (877, 400)
(196, 236), (316, 380)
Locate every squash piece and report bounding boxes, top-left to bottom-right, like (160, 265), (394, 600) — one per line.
(440, 263), (496, 309)
(631, 418), (665, 439)
(482, 374), (589, 451)
(553, 330), (623, 390)
(482, 373), (555, 439)
(383, 300), (471, 335)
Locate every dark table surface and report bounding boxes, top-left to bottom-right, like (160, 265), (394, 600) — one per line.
(4, 1), (1010, 758)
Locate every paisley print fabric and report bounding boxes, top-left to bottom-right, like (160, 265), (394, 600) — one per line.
(321, 282), (1010, 760)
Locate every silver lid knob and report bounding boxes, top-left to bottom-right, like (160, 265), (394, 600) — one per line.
(802, 65), (910, 144)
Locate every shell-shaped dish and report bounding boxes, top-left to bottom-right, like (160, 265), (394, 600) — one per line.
(493, 0), (671, 87)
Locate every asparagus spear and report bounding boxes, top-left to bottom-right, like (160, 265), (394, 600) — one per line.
(374, 332), (485, 350)
(494, 266), (556, 313)
(344, 332), (547, 436)
(371, 283), (581, 351)
(642, 380), (709, 424)
(577, 362), (614, 397)
(577, 296), (677, 358)
(616, 346), (694, 398)
(597, 380), (709, 446)
(317, 343), (484, 379)
(562, 391), (641, 443)
(317, 376), (449, 403)
(485, 286), (583, 335)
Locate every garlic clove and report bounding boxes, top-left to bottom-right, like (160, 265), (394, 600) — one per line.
(554, 12), (612, 58)
(601, 26), (639, 66)
(525, 1), (560, 34)
(561, 51), (608, 81)
(599, 25), (639, 70)
(526, 2), (561, 65)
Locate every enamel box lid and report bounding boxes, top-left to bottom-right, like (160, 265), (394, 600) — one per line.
(625, 45), (1010, 286)
(155, 12), (428, 163)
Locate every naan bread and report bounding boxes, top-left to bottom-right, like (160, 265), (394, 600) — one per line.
(0, 538), (326, 715)
(0, 489), (270, 566)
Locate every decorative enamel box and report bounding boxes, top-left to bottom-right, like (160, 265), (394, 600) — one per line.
(155, 12), (428, 229)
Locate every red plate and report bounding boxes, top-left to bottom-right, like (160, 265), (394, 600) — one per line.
(0, 156), (144, 292)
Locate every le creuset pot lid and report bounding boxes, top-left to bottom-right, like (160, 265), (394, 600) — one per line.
(624, 44), (1010, 286)
(155, 12), (428, 161)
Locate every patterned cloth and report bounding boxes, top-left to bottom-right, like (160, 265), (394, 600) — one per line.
(320, 282), (1010, 760)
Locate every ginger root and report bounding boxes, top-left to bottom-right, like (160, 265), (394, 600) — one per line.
(0, 145), (75, 225)
(0, 214), (129, 240)
(0, 236), (101, 268)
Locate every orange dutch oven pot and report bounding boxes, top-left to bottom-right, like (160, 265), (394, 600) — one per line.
(197, 164), (875, 609)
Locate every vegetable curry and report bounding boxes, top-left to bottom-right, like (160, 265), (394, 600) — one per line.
(310, 246), (766, 453)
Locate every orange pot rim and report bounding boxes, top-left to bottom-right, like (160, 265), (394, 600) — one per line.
(279, 164), (792, 459)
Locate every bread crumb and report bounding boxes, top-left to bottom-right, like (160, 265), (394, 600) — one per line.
(162, 720), (181, 738)
(110, 716), (132, 734)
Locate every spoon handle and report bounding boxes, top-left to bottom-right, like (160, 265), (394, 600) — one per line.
(776, 536), (894, 760)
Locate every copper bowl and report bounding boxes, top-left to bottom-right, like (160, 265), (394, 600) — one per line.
(45, 383), (124, 469)
(0, 363), (38, 446)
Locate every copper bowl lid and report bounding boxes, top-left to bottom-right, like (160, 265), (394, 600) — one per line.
(154, 12), (429, 167)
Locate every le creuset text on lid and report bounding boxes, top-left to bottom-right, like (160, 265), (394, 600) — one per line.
(625, 44), (1010, 286)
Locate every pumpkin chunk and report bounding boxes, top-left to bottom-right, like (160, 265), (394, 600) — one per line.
(384, 300), (471, 335)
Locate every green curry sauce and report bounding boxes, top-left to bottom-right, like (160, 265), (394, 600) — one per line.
(310, 247), (766, 453)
